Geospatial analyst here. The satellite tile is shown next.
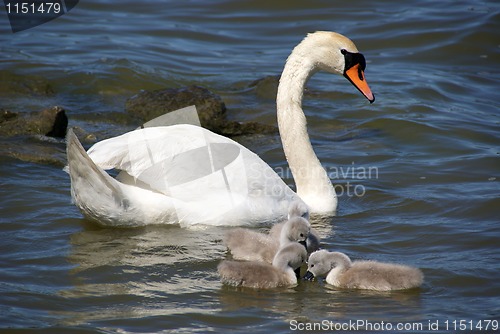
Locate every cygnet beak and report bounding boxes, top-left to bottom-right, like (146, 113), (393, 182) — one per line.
(299, 240), (307, 250)
(303, 270), (315, 281)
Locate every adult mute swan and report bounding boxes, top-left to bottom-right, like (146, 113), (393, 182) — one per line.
(66, 31), (374, 227)
(304, 250), (424, 291)
(218, 242), (307, 289)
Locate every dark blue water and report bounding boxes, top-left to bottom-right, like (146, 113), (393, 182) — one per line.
(1, 1), (499, 333)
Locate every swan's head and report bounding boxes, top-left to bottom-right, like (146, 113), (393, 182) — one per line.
(303, 250), (351, 280)
(303, 249), (331, 280)
(287, 200), (310, 220)
(272, 242), (308, 271)
(284, 216), (310, 244)
(295, 31), (375, 103)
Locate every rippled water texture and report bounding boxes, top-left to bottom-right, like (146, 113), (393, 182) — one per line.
(1, 1), (499, 333)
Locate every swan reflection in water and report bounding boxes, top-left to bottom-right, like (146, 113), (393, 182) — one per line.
(56, 223), (224, 324)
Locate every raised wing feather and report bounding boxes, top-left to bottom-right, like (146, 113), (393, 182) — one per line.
(87, 124), (291, 204)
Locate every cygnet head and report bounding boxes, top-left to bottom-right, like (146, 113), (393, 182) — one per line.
(290, 31), (374, 103)
(272, 242), (308, 272)
(281, 216), (310, 246)
(303, 250), (351, 280)
(288, 201), (309, 220)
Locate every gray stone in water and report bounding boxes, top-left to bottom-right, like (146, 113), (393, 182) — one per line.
(126, 85), (226, 133)
(125, 85), (276, 136)
(249, 75), (280, 100)
(0, 106), (68, 166)
(0, 72), (55, 96)
(0, 106), (67, 138)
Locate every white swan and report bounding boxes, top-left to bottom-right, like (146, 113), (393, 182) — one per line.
(218, 242), (307, 289)
(66, 31), (375, 227)
(224, 202), (313, 263)
(304, 250), (424, 291)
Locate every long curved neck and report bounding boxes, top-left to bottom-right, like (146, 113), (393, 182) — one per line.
(331, 252), (352, 270)
(276, 52), (337, 213)
(272, 252), (299, 285)
(279, 225), (291, 246)
(326, 253), (351, 284)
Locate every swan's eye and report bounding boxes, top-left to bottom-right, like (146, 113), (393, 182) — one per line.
(310, 264), (314, 268)
(300, 233), (304, 238)
(342, 49), (367, 77)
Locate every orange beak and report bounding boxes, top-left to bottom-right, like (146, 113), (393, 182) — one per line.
(344, 64), (375, 103)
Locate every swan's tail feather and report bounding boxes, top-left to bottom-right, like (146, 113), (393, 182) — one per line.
(66, 128), (130, 225)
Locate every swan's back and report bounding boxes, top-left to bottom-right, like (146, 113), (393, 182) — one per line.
(339, 261), (424, 291)
(218, 243), (307, 289)
(223, 228), (277, 263)
(306, 250), (423, 291)
(68, 124), (302, 226)
(224, 204), (312, 263)
(217, 260), (290, 289)
(223, 217), (310, 263)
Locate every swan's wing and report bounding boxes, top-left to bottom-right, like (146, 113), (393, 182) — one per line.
(66, 128), (179, 226)
(88, 124), (208, 172)
(86, 124), (301, 225)
(89, 125), (229, 190)
(224, 228), (278, 263)
(217, 260), (284, 288)
(88, 124), (292, 199)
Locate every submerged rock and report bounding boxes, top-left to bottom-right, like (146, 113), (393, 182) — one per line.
(217, 120), (276, 136)
(0, 106), (68, 138)
(0, 106), (68, 165)
(249, 75), (280, 100)
(126, 85), (226, 131)
(1, 109), (18, 122)
(249, 74), (313, 100)
(126, 85), (276, 136)
(0, 72), (55, 96)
